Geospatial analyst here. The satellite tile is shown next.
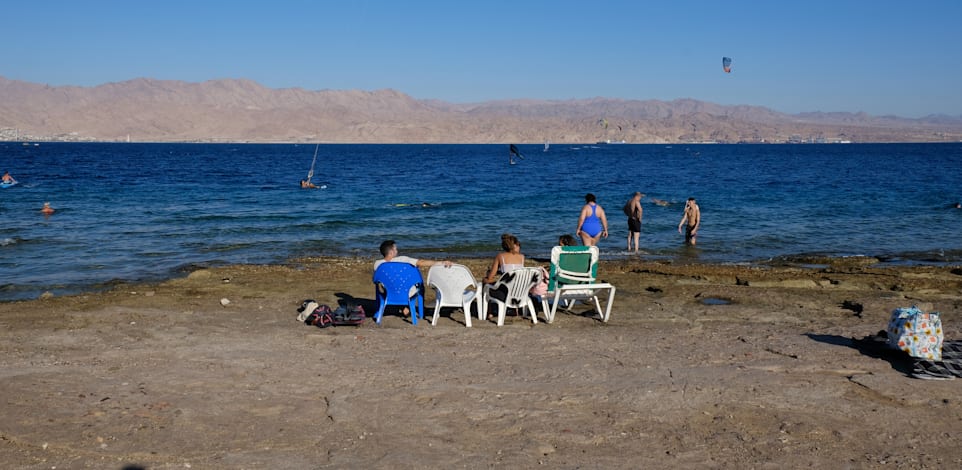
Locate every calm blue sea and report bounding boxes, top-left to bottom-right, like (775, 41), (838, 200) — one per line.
(1, 142), (960, 301)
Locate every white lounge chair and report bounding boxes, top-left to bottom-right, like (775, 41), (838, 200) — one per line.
(481, 267), (543, 327)
(544, 246), (616, 323)
(426, 264), (480, 327)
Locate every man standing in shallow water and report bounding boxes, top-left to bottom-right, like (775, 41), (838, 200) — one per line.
(678, 197), (700, 245)
(625, 192), (643, 252)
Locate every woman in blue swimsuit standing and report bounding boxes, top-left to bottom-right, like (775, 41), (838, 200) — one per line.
(576, 193), (609, 246)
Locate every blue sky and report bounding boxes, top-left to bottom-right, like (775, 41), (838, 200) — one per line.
(3, 0), (960, 118)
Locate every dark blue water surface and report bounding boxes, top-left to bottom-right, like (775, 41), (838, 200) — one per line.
(1, 142), (960, 300)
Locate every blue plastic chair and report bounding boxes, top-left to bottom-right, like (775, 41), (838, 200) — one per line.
(373, 262), (425, 325)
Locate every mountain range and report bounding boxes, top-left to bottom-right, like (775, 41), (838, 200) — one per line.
(2, 76), (961, 143)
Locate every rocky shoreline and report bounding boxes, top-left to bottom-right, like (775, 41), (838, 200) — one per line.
(1, 257), (961, 468)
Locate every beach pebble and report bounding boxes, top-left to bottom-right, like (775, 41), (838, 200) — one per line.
(38, 291), (54, 300)
(535, 443), (556, 455)
(187, 269), (211, 280)
(220, 298), (230, 307)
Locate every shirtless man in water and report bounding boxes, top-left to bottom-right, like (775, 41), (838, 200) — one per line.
(625, 192), (643, 252)
(677, 197), (700, 245)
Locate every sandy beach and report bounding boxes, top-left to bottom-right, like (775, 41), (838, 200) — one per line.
(2, 256), (962, 469)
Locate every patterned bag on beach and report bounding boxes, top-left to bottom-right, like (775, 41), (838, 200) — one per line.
(297, 300), (335, 328)
(887, 305), (943, 360)
(332, 304), (366, 326)
(297, 299), (364, 328)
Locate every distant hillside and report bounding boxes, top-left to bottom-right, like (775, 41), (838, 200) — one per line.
(1, 76), (960, 143)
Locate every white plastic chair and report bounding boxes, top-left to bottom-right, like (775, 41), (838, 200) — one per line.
(544, 245), (616, 323)
(481, 267), (543, 326)
(426, 264), (480, 327)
